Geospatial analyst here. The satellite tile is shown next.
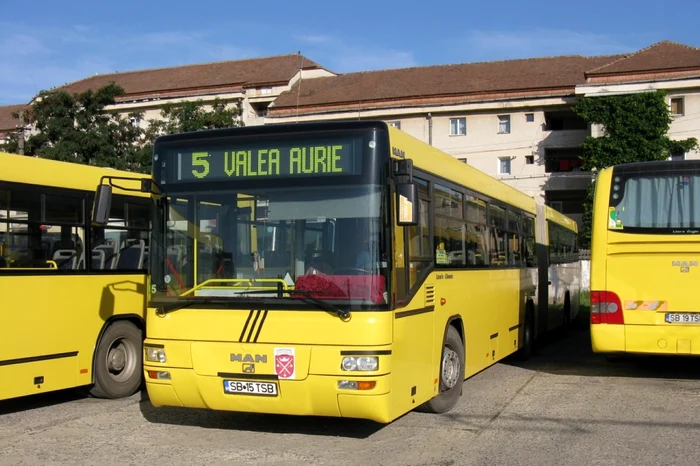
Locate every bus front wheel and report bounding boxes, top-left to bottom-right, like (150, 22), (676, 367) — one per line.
(90, 320), (143, 399)
(418, 325), (465, 414)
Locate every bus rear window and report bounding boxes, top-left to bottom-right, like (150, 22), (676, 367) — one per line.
(609, 168), (700, 234)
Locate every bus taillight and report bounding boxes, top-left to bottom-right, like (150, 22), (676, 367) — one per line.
(590, 291), (624, 325)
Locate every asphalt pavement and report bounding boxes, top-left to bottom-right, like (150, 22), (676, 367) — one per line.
(1, 323), (699, 466)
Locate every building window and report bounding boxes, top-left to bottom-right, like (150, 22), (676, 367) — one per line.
(498, 157), (511, 175)
(545, 190), (587, 216)
(450, 117), (466, 136)
(498, 115), (511, 134)
(670, 97), (684, 116)
(457, 157), (467, 163)
(544, 111), (587, 131)
(388, 121), (401, 129)
(670, 151), (685, 161)
(525, 113), (534, 122)
(525, 155), (534, 165)
(544, 148), (584, 173)
(260, 87), (273, 95)
(548, 201), (564, 213)
(251, 102), (270, 117)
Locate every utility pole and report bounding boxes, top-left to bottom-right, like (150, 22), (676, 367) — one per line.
(17, 110), (25, 155)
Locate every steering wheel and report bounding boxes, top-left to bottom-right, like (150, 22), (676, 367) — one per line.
(333, 267), (372, 275)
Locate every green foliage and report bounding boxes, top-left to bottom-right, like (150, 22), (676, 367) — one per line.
(7, 83), (243, 174)
(572, 90), (699, 247)
(579, 180), (596, 249)
(133, 99), (243, 168)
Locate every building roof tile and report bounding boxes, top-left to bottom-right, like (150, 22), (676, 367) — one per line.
(0, 104), (27, 132)
(586, 40), (700, 75)
(54, 54), (324, 101)
(271, 54), (624, 113)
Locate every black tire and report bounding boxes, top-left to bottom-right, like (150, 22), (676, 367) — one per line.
(417, 325), (465, 414)
(515, 306), (534, 361)
(89, 320), (143, 399)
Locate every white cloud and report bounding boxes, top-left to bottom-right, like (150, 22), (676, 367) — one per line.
(0, 34), (50, 56)
(0, 59), (116, 104)
(293, 32), (417, 72)
(0, 23), (259, 105)
(461, 29), (639, 61)
(332, 49), (417, 72)
(295, 33), (334, 45)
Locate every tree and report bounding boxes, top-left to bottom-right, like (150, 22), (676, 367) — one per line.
(6, 83), (243, 173)
(571, 90), (698, 247)
(132, 98), (244, 170)
(6, 83), (145, 171)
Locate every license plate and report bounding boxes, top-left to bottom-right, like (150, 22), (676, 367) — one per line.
(223, 379), (278, 396)
(665, 313), (700, 324)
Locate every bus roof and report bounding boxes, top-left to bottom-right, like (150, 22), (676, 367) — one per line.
(150, 120), (578, 229)
(0, 152), (151, 196)
(544, 204), (578, 232)
(608, 158), (700, 175)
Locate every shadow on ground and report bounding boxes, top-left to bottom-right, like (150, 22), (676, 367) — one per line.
(138, 399), (385, 439)
(0, 388), (87, 416)
(505, 309), (700, 380)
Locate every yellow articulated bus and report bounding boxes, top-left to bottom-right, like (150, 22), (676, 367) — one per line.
(0, 152), (151, 401)
(590, 159), (700, 357)
(92, 121), (579, 423)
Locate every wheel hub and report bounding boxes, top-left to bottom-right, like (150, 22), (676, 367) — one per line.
(108, 346), (126, 372)
(104, 337), (136, 382)
(441, 347), (460, 390)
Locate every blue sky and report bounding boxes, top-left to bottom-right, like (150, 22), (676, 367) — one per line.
(2, 0), (699, 105)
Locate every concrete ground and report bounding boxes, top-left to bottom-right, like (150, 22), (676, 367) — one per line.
(1, 324), (699, 466)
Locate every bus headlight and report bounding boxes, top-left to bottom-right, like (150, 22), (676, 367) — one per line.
(145, 347), (167, 363)
(341, 356), (378, 371)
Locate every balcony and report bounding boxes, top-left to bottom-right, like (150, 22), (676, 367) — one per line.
(543, 148), (592, 191)
(540, 110), (588, 149)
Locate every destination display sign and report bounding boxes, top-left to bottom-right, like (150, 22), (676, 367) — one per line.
(167, 137), (364, 183)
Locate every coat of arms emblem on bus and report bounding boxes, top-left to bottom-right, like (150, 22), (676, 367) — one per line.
(274, 348), (296, 379)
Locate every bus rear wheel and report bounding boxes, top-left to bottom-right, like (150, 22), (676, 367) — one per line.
(417, 325), (464, 414)
(90, 320), (143, 399)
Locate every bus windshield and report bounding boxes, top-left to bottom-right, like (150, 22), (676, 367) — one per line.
(608, 166), (700, 234)
(151, 184), (388, 306)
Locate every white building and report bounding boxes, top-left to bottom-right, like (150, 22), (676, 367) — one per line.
(2, 41), (700, 231)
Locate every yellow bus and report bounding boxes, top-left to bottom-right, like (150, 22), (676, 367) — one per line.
(0, 152), (151, 401)
(590, 159), (699, 356)
(92, 121), (579, 423)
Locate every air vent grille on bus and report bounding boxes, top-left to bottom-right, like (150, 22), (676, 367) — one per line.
(425, 285), (435, 305)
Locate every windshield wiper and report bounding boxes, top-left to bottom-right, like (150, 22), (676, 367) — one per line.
(154, 298), (221, 316)
(230, 288), (351, 320)
(153, 290), (350, 320)
(285, 289), (351, 320)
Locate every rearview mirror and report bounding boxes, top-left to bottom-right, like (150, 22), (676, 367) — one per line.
(395, 182), (419, 226)
(92, 184), (113, 226)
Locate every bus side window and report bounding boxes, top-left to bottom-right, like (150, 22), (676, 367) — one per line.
(1, 188), (86, 271)
(90, 195), (150, 271)
(397, 178), (431, 300)
(523, 216), (537, 267)
(489, 205), (507, 266)
(465, 194), (489, 267)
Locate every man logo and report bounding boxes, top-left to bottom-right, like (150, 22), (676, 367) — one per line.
(230, 353), (267, 363)
(242, 363), (255, 373)
(672, 260), (698, 273)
